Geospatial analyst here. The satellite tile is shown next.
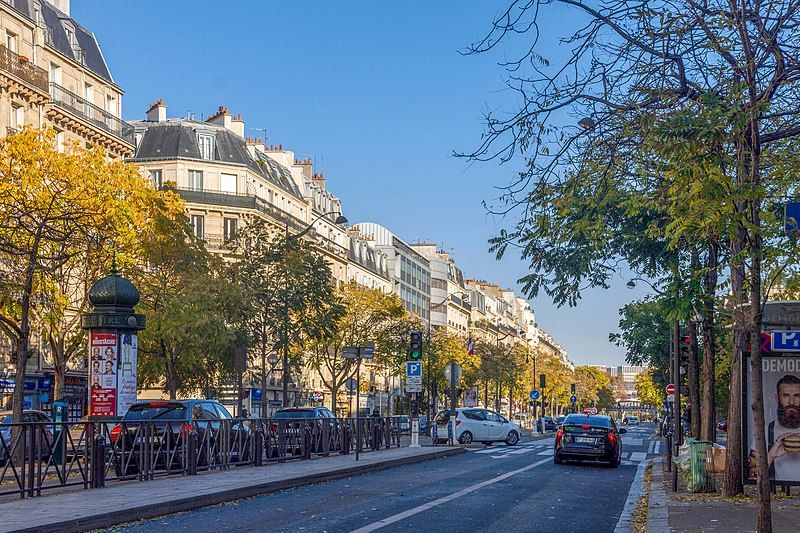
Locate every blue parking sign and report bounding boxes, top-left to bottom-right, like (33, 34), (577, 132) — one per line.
(406, 361), (422, 377)
(771, 331), (800, 352)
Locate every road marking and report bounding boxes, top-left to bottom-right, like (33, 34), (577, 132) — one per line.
(654, 441), (662, 454)
(351, 457), (552, 532)
(614, 459), (651, 532)
(629, 451), (648, 462)
(537, 450), (552, 456)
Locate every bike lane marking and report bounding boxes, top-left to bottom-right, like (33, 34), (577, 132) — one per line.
(351, 457), (552, 532)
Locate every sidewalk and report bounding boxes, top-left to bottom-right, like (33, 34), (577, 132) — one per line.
(646, 455), (800, 532)
(0, 445), (464, 533)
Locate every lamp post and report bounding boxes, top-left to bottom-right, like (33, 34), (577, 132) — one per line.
(259, 352), (280, 418)
(342, 343), (375, 461)
(444, 362), (462, 445)
(279, 211), (348, 407)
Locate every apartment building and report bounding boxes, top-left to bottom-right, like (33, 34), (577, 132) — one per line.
(0, 0), (133, 157)
(410, 243), (470, 335)
(347, 228), (392, 292)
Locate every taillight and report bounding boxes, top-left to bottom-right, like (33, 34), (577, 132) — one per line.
(607, 431), (617, 444)
(555, 429), (564, 441)
(455, 419), (462, 427)
(150, 401), (169, 407)
(581, 424), (591, 429)
(180, 423), (194, 434)
(109, 424), (122, 443)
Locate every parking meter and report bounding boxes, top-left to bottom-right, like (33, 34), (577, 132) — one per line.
(52, 399), (68, 464)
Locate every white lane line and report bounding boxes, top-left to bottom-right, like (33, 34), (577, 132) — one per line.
(648, 440), (656, 454)
(654, 441), (662, 454)
(629, 451), (648, 462)
(351, 457), (552, 533)
(537, 450), (553, 456)
(508, 448), (535, 455)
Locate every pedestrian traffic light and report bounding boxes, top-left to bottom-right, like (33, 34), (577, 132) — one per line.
(409, 330), (422, 360)
(539, 373), (546, 389)
(570, 383), (576, 395)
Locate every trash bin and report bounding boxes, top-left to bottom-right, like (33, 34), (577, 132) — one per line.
(688, 439), (713, 492)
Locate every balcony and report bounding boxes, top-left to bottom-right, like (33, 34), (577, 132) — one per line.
(48, 82), (134, 145)
(0, 45), (49, 95)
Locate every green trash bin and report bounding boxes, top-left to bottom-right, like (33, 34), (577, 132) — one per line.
(688, 439), (713, 492)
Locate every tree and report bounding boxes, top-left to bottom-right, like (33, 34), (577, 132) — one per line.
(636, 369), (665, 409)
(307, 283), (408, 413)
(574, 366), (612, 409)
(0, 130), (159, 421)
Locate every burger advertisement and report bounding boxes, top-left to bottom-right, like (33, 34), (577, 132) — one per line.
(745, 354), (800, 484)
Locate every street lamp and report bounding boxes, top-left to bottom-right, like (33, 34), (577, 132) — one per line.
(277, 211), (348, 407)
(444, 362), (462, 445)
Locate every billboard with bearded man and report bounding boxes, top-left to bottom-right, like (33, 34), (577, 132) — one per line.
(746, 355), (800, 484)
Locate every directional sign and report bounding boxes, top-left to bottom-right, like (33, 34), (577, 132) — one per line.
(529, 389), (540, 401)
(406, 383), (423, 393)
(666, 383), (676, 395)
(406, 376), (422, 385)
(342, 347), (359, 360)
(570, 395), (577, 404)
(771, 331), (800, 352)
(406, 361), (422, 378)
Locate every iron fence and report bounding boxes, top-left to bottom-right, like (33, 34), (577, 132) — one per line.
(0, 416), (401, 499)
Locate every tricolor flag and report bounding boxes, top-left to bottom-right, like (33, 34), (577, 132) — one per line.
(466, 337), (475, 355)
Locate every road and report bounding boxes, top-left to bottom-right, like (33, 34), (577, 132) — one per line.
(116, 424), (658, 532)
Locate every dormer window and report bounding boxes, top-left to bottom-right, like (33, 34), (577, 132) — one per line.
(197, 134), (214, 160)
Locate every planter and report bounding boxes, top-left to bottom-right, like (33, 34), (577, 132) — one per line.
(18, 55), (29, 63)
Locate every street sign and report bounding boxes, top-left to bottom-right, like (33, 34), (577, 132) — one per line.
(342, 347), (358, 360)
(406, 361), (422, 378)
(666, 383), (676, 395)
(529, 389), (540, 401)
(786, 202), (800, 233)
(345, 377), (358, 392)
(666, 394), (675, 402)
(251, 388), (262, 401)
(361, 342), (375, 359)
(570, 395), (577, 404)
(761, 332), (772, 352)
(583, 407), (598, 415)
(406, 376), (422, 385)
(406, 383), (423, 393)
(444, 363), (462, 383)
(770, 331), (800, 352)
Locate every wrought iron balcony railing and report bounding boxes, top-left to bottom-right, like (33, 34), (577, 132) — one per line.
(0, 44), (48, 93)
(49, 82), (134, 144)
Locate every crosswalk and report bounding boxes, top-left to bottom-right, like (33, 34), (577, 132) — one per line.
(465, 434), (657, 465)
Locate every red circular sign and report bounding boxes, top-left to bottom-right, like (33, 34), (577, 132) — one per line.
(666, 384), (676, 395)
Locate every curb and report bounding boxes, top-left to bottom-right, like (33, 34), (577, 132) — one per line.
(645, 457), (669, 533)
(14, 447), (466, 533)
(614, 458), (651, 533)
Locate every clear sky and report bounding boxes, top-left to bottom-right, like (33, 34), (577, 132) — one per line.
(73, 0), (651, 367)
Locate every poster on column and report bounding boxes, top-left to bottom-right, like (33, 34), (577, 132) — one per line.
(745, 353), (800, 485)
(117, 332), (138, 416)
(89, 331), (117, 417)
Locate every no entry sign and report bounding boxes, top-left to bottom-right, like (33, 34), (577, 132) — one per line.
(665, 383), (676, 395)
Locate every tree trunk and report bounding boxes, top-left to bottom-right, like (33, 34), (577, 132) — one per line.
(52, 336), (66, 401)
(701, 239), (718, 442)
(330, 385), (339, 414)
(724, 207), (746, 497)
(260, 341), (267, 418)
(687, 319), (701, 438)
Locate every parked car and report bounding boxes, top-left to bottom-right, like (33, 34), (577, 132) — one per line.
(555, 416), (566, 428)
(0, 410), (54, 464)
(110, 400), (247, 476)
(398, 416), (410, 435)
(554, 413), (627, 467)
(717, 419), (727, 432)
(542, 416), (558, 431)
(433, 408), (521, 446)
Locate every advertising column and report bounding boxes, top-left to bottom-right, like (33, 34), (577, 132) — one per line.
(89, 332), (118, 417)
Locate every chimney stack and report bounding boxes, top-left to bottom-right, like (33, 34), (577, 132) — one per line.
(230, 113), (245, 138)
(207, 105), (232, 130)
(51, 0), (70, 16)
(312, 172), (326, 188)
(146, 98), (167, 122)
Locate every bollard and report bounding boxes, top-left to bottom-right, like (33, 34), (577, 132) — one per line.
(187, 430), (198, 476)
(302, 424), (312, 460)
(254, 426), (263, 467)
(95, 434), (106, 488)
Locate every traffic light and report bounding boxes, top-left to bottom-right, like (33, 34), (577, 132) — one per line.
(680, 336), (691, 351)
(409, 330), (422, 360)
(539, 373), (546, 389)
(570, 383), (576, 395)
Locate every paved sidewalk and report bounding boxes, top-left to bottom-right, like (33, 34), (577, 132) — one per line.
(646, 454), (800, 532)
(0, 445), (464, 533)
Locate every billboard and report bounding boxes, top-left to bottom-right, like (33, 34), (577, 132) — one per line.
(745, 354), (800, 485)
(117, 332), (138, 416)
(89, 331), (117, 417)
(464, 386), (478, 407)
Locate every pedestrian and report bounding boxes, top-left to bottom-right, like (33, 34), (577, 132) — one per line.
(241, 407), (249, 419)
(371, 408), (383, 450)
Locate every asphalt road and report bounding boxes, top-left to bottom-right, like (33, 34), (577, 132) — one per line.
(116, 424), (657, 533)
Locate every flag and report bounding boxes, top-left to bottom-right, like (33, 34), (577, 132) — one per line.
(466, 337), (475, 355)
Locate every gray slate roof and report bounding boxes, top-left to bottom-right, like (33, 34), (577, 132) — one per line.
(129, 119), (304, 199)
(12, 0), (114, 83)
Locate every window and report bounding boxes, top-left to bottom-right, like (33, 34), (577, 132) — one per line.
(6, 31), (17, 53)
(187, 170), (203, 191)
(106, 95), (116, 117)
(220, 173), (236, 194)
(198, 134), (214, 160)
(56, 131), (65, 152)
(190, 215), (204, 239)
(49, 63), (61, 85)
(223, 218), (237, 242)
(10, 104), (23, 129)
(149, 169), (163, 188)
(84, 83), (93, 104)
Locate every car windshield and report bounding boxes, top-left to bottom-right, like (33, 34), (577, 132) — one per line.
(1, 415), (10, 424)
(123, 404), (188, 421)
(274, 410), (316, 419)
(564, 415), (611, 428)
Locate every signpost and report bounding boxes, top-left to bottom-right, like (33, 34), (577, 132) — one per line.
(529, 389), (540, 401)
(770, 331), (800, 351)
(665, 383), (676, 396)
(342, 343), (374, 461)
(570, 395), (577, 404)
(444, 363), (462, 445)
(406, 359), (423, 447)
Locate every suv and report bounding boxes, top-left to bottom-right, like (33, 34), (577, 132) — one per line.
(434, 408), (521, 446)
(111, 400), (247, 476)
(0, 410), (54, 464)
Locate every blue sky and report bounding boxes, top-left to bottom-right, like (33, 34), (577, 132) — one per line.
(73, 1), (650, 366)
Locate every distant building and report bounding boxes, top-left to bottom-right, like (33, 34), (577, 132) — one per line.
(591, 365), (647, 400)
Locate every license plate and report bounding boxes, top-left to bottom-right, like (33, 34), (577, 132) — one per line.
(576, 437), (594, 444)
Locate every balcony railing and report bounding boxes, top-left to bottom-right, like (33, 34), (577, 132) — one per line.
(49, 82), (134, 144)
(0, 44), (48, 93)
(199, 233), (236, 251)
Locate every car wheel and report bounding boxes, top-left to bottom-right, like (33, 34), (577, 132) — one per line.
(554, 453), (563, 465)
(458, 431), (473, 445)
(505, 430), (519, 446)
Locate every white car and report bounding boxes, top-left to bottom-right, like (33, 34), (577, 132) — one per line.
(433, 408), (521, 446)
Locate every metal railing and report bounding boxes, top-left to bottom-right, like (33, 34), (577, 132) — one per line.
(0, 45), (48, 93)
(0, 416), (402, 499)
(48, 82), (134, 144)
